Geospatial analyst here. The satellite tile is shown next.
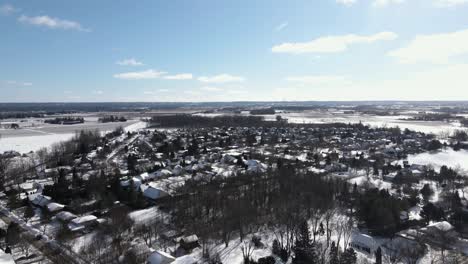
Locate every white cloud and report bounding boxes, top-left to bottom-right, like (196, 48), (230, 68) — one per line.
(275, 22), (288, 31)
(336, 0), (357, 6)
(163, 73), (193, 80)
(434, 0), (468, 7)
(114, 69), (192, 80)
(113, 69), (167, 80)
(200, 86), (223, 91)
(184, 90), (201, 95)
(372, 0), (405, 7)
(116, 58), (144, 66)
(285, 75), (351, 86)
(198, 74), (245, 83)
(92, 90), (104, 95)
(0, 4), (17, 15)
(5, 80), (32, 86)
(272, 31), (398, 54)
(18, 15), (89, 32)
(143, 89), (171, 94)
(388, 29), (468, 64)
(273, 64), (468, 100)
(227, 89), (248, 95)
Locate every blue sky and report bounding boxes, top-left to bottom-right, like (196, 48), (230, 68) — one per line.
(1, 0), (468, 102)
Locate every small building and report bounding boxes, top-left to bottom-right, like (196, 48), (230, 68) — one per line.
(68, 215), (98, 232)
(143, 183), (170, 201)
(349, 233), (377, 254)
(179, 235), (199, 251)
(147, 250), (176, 264)
(31, 194), (52, 208)
(56, 211), (77, 222)
(173, 255), (197, 264)
(47, 202), (65, 213)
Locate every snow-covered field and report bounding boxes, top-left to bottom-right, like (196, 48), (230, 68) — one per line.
(263, 112), (465, 135)
(405, 148), (468, 171)
(0, 133), (75, 154)
(0, 121), (146, 154)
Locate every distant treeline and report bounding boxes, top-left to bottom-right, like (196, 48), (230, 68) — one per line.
(459, 118), (468, 128)
(44, 117), (84, 125)
(408, 113), (453, 121)
(0, 112), (45, 120)
(98, 115), (127, 123)
(250, 108), (276, 115)
(150, 115), (265, 127)
(148, 114), (381, 131)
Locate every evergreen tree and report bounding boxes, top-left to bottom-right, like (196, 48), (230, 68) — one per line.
(6, 222), (20, 246)
(375, 246), (382, 264)
(293, 221), (317, 264)
(23, 204), (35, 222)
(7, 192), (20, 209)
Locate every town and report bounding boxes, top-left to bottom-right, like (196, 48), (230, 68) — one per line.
(1, 114), (468, 264)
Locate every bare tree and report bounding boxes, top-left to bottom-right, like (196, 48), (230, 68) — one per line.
(0, 154), (12, 189)
(81, 233), (106, 264)
(17, 234), (32, 259)
(241, 241), (254, 263)
(337, 216), (353, 251)
(323, 204), (337, 247)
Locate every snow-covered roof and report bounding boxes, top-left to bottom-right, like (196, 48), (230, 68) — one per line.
(47, 202), (65, 212)
(143, 184), (169, 200)
(56, 211), (77, 222)
(31, 194), (51, 207)
(350, 233), (376, 250)
(19, 182), (35, 191)
(70, 215), (97, 225)
(173, 255), (197, 264)
(181, 235), (198, 243)
(147, 250), (176, 264)
(427, 221), (454, 232)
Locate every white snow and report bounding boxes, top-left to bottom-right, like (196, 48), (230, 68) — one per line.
(0, 249), (15, 264)
(405, 148), (468, 172)
(0, 133), (75, 154)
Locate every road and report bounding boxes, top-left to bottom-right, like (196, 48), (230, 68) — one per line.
(106, 134), (140, 162)
(0, 205), (88, 264)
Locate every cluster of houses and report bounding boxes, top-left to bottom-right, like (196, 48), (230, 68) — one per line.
(5, 122), (467, 263)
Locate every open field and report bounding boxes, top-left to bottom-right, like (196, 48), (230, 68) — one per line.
(0, 118), (144, 153)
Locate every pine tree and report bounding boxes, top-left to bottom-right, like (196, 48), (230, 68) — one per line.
(293, 221), (317, 264)
(23, 204), (35, 222)
(7, 192), (20, 209)
(375, 247), (382, 264)
(296, 221), (311, 249)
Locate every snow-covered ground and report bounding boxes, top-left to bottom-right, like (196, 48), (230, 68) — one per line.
(124, 121), (147, 133)
(0, 121), (147, 154)
(0, 133), (75, 154)
(129, 206), (169, 226)
(262, 112), (466, 135)
(405, 149), (468, 172)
